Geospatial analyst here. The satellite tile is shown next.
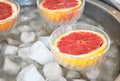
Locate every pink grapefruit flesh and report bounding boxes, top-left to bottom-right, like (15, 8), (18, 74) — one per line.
(56, 30), (104, 55)
(0, 2), (12, 20)
(42, 0), (79, 10)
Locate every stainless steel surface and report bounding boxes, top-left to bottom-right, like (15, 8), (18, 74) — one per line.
(85, 0), (120, 43)
(84, 0), (120, 81)
(102, 0), (120, 10)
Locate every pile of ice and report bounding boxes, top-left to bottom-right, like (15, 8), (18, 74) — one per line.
(1, 34), (87, 81)
(0, 21), (108, 81)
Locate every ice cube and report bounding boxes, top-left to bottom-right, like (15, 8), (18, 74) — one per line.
(19, 43), (32, 48)
(4, 45), (18, 55)
(30, 20), (44, 31)
(7, 37), (21, 46)
(3, 57), (20, 75)
(20, 58), (40, 70)
(16, 25), (33, 33)
(86, 68), (100, 80)
(38, 36), (50, 49)
(9, 28), (20, 35)
(46, 75), (67, 81)
(18, 45), (31, 59)
(20, 32), (36, 43)
(30, 20), (48, 35)
(18, 43), (42, 69)
(73, 79), (86, 81)
(43, 62), (63, 78)
(17, 64), (45, 81)
(29, 41), (53, 65)
(66, 70), (80, 79)
(19, 7), (38, 22)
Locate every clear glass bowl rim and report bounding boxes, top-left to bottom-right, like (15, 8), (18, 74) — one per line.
(50, 23), (111, 59)
(37, 0), (85, 13)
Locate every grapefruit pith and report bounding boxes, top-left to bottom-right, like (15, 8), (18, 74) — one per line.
(39, 0), (83, 23)
(0, 0), (19, 32)
(52, 30), (108, 70)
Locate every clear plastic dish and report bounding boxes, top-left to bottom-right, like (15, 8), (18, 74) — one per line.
(37, 0), (85, 25)
(50, 24), (110, 71)
(0, 0), (20, 34)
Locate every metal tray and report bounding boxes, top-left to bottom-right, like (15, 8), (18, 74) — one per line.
(84, 1), (120, 81)
(0, 0), (120, 81)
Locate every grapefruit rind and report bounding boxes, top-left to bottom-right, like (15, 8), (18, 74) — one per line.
(52, 30), (108, 70)
(0, 0), (19, 32)
(39, 0), (83, 23)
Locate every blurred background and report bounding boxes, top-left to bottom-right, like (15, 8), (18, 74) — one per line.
(13, 0), (120, 11)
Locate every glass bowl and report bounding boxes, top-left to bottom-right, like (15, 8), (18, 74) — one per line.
(37, 0), (85, 25)
(0, 0), (20, 34)
(50, 24), (110, 71)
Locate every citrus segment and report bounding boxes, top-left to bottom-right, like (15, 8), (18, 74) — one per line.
(0, 0), (19, 32)
(39, 0), (83, 23)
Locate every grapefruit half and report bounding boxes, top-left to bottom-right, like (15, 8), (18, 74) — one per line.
(52, 30), (108, 70)
(39, 0), (83, 23)
(0, 0), (19, 32)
